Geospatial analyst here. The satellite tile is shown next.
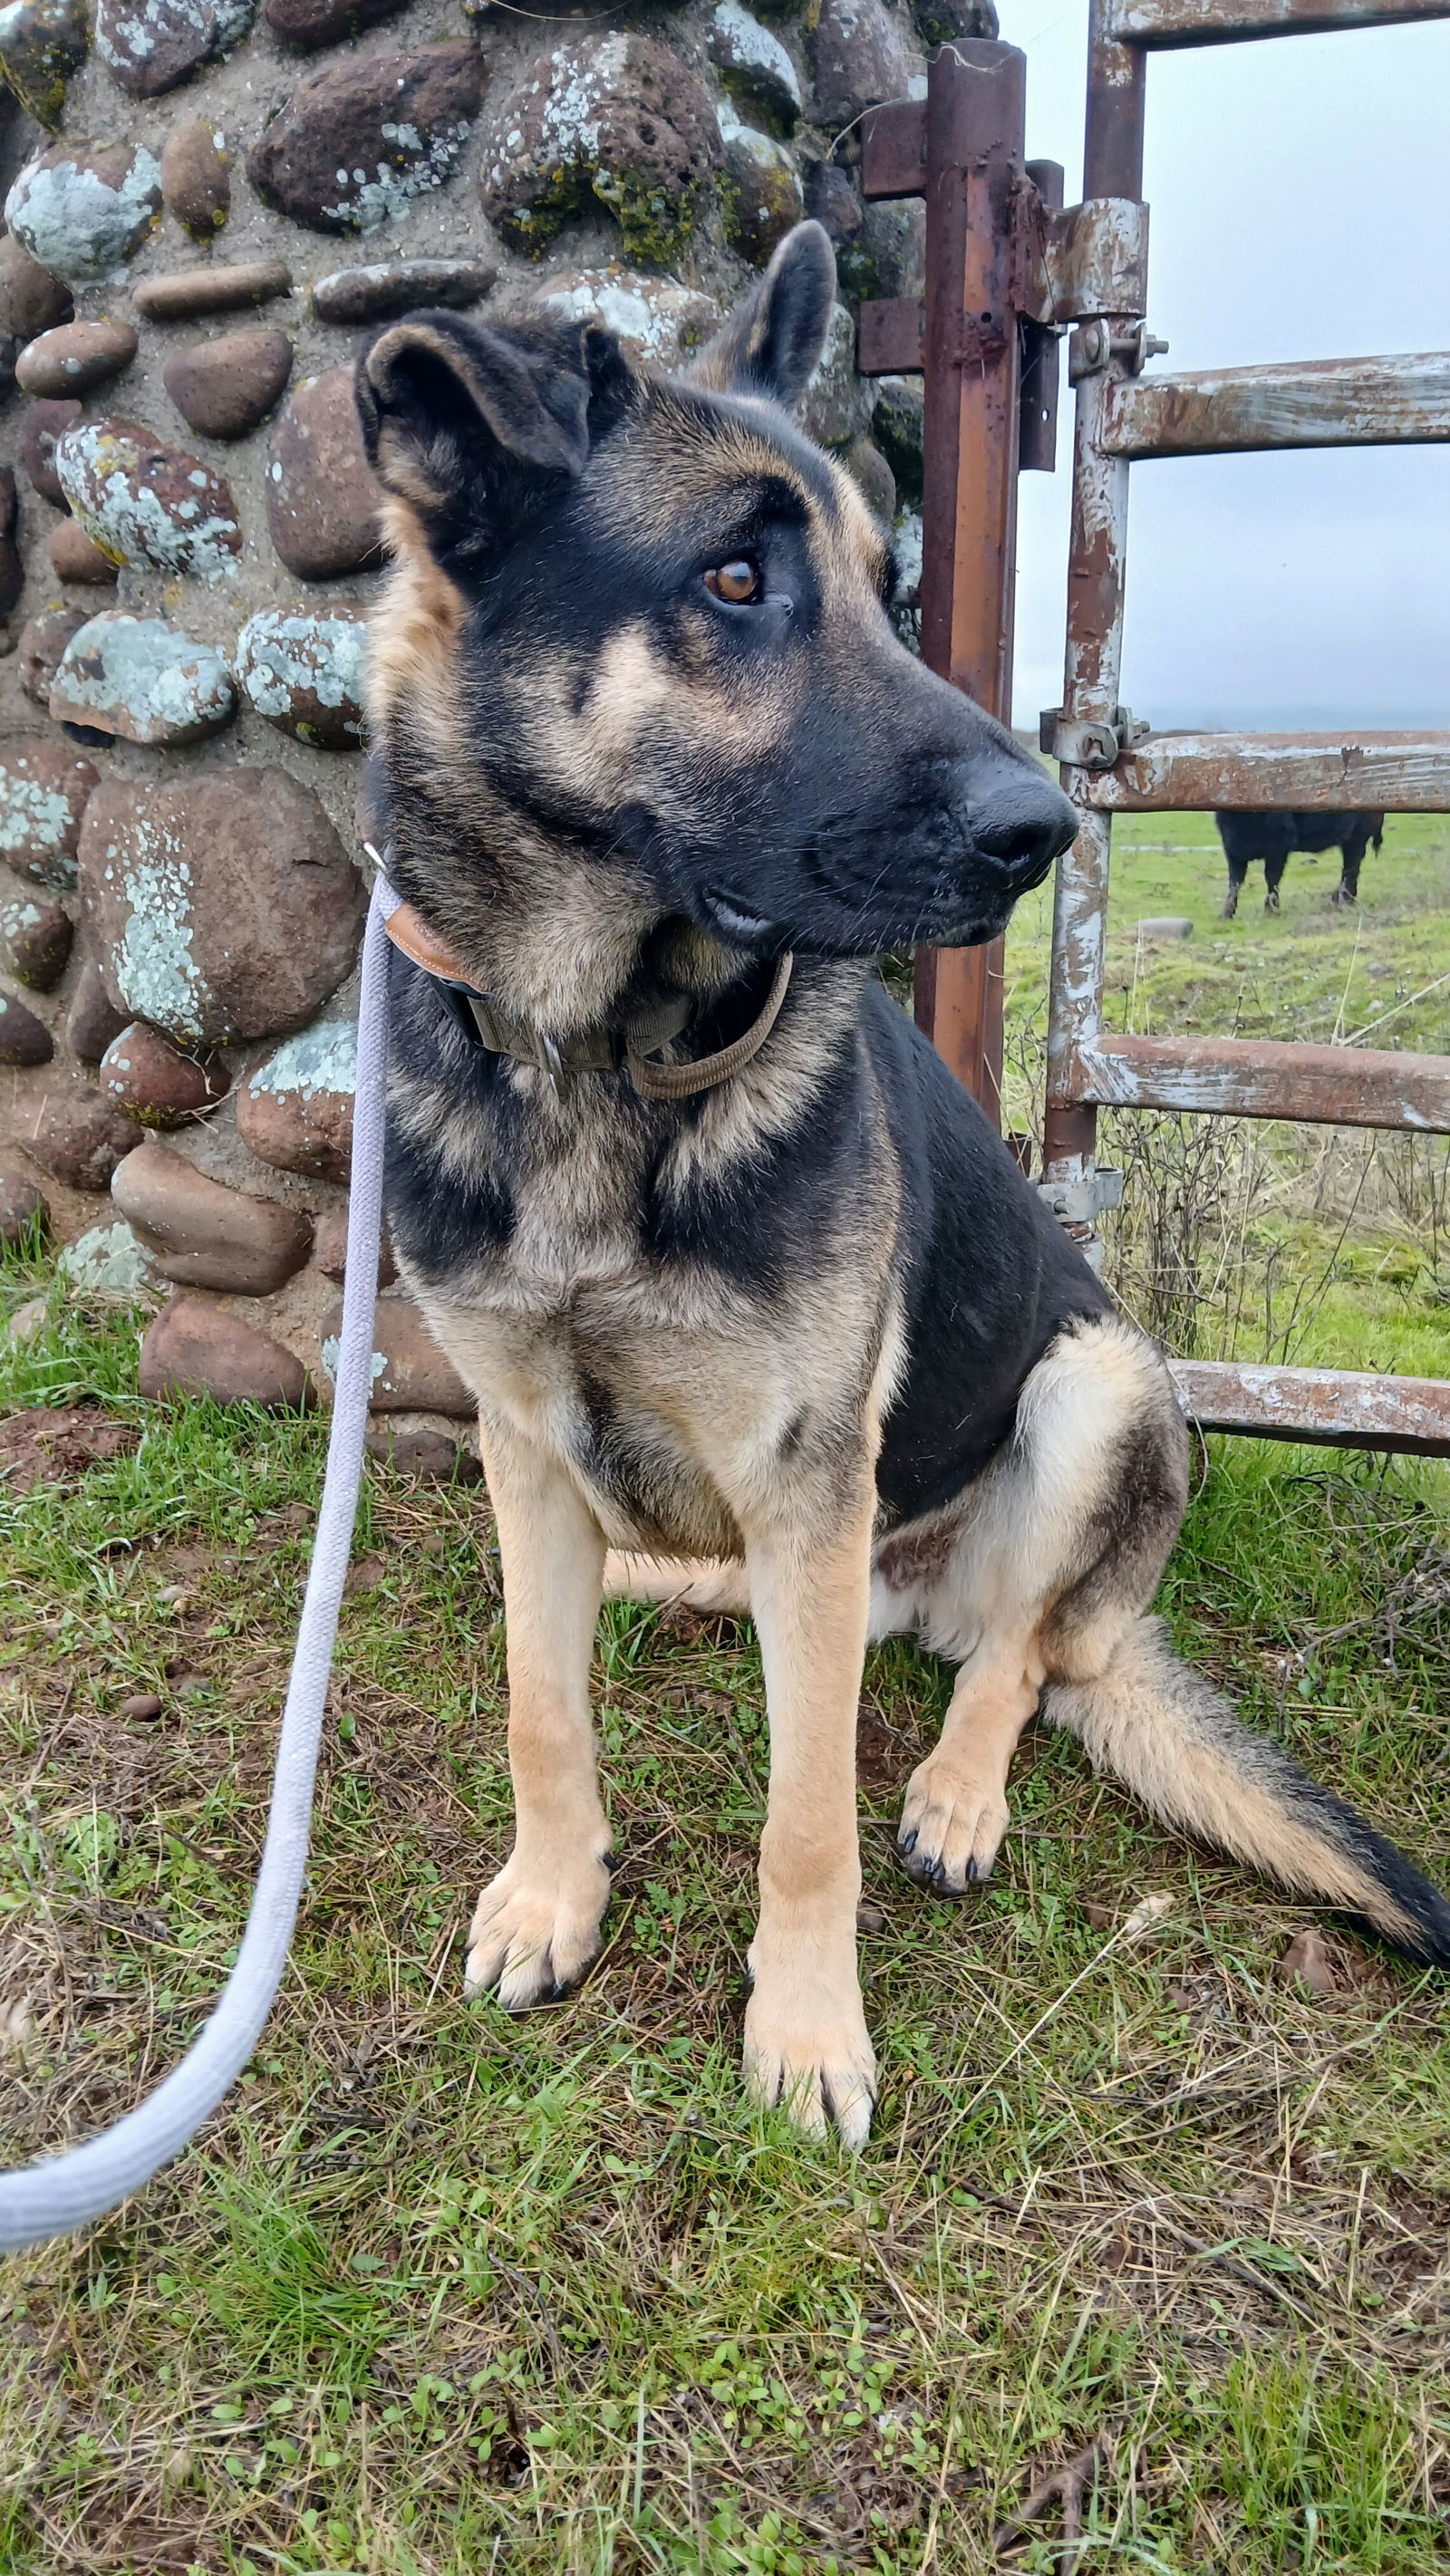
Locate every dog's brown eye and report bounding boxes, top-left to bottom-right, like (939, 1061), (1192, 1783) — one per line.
(704, 558), (760, 604)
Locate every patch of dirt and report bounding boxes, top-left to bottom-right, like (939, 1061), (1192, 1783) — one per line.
(0, 1404), (140, 1494)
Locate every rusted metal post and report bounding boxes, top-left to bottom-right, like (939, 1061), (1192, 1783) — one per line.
(1042, 7), (1146, 1182)
(914, 39), (1029, 1129)
(1084, 0), (1146, 198)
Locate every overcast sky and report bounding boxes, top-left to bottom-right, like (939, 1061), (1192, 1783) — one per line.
(1002, 5), (1450, 729)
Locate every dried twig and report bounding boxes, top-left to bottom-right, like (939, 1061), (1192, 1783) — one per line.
(993, 2435), (1112, 2571)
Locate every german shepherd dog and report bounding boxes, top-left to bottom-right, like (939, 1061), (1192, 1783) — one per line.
(355, 224), (1450, 2145)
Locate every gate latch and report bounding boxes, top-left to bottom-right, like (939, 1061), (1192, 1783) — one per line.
(1037, 1166), (1124, 1228)
(1039, 706), (1151, 769)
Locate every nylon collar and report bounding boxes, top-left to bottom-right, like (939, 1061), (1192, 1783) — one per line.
(368, 849), (793, 1103)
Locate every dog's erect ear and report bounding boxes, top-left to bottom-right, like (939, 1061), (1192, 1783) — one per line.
(355, 308), (632, 551)
(685, 221), (836, 408)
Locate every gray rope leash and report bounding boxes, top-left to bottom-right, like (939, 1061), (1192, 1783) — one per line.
(0, 874), (398, 2253)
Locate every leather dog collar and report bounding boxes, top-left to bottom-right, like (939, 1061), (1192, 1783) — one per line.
(373, 856), (793, 1103)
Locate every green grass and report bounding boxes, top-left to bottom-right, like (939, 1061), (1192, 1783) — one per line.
(1, 845), (1448, 2573)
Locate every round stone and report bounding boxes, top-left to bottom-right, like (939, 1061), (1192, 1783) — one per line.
(18, 609), (86, 704)
(263, 0), (407, 47)
(49, 613), (237, 745)
(97, 0), (257, 97)
(54, 417), (243, 584)
(321, 1291), (474, 1415)
(113, 1136), (313, 1292)
(802, 159), (864, 248)
(0, 890), (72, 990)
(266, 370), (382, 581)
(0, 1154), (49, 1247)
(15, 317), (137, 397)
(720, 118), (806, 267)
(237, 1020), (354, 1181)
(0, 0), (89, 131)
(131, 260), (291, 321)
(312, 257), (495, 325)
(809, 0), (923, 128)
(140, 1294), (310, 1408)
(20, 393), (81, 502)
(247, 46), (484, 237)
(49, 517), (119, 585)
(24, 1086), (136, 1188)
(536, 268), (722, 369)
(872, 374), (923, 507)
(707, 4), (802, 136)
(911, 0), (998, 43)
(801, 301), (877, 449)
(0, 738), (98, 887)
(160, 121), (231, 237)
(365, 1413), (482, 1482)
(163, 328), (293, 440)
(314, 1198), (396, 1287)
(5, 143), (163, 285)
(66, 954), (129, 1059)
(843, 436), (895, 524)
(79, 771), (365, 1047)
(100, 1023), (230, 1128)
(234, 606), (366, 749)
(0, 234), (72, 340)
(480, 34), (720, 264)
(0, 988), (53, 1066)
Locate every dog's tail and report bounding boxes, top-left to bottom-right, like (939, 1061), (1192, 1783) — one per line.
(1043, 1616), (1450, 1964)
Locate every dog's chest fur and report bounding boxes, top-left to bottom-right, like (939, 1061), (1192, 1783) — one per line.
(389, 1037), (895, 1557)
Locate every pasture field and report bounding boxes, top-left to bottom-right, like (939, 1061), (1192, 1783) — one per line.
(1, 816), (1447, 2575)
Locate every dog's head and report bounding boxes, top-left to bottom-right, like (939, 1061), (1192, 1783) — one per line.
(356, 223), (1075, 1019)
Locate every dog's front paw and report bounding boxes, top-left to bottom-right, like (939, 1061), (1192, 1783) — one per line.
(743, 1939), (876, 2149)
(897, 1752), (1010, 1894)
(464, 1839), (613, 2012)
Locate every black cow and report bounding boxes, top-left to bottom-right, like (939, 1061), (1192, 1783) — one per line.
(1215, 810), (1385, 916)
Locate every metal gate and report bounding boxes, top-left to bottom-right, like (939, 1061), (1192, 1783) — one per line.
(856, 9), (1450, 1458)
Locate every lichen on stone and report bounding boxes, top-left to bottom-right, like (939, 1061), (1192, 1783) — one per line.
(106, 835), (208, 1040)
(5, 145), (162, 282)
(247, 1019), (357, 1104)
(0, 774), (80, 886)
(58, 1219), (155, 1294)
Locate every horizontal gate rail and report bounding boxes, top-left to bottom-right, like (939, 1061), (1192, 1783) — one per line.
(1079, 729), (1450, 809)
(1102, 352), (1450, 457)
(1171, 1361), (1450, 1454)
(1105, 0), (1450, 43)
(1073, 1034), (1450, 1130)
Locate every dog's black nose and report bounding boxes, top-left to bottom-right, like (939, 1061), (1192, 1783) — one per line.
(971, 772), (1078, 890)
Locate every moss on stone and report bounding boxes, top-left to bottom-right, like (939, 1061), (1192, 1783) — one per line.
(715, 63), (796, 140)
(497, 160), (701, 267)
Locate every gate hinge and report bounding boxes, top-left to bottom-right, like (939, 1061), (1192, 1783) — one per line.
(1039, 706), (1151, 769)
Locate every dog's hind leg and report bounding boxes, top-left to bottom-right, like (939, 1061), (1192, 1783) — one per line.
(902, 1323), (1450, 1962)
(897, 1316), (1188, 1896)
(602, 1552), (749, 1614)
(465, 1417), (614, 2011)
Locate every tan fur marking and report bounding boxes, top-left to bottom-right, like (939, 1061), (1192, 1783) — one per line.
(463, 1416), (614, 2009)
(367, 496), (466, 734)
(743, 1465), (878, 2145)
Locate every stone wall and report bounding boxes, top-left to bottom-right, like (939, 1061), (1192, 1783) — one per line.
(0, 0), (987, 1468)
